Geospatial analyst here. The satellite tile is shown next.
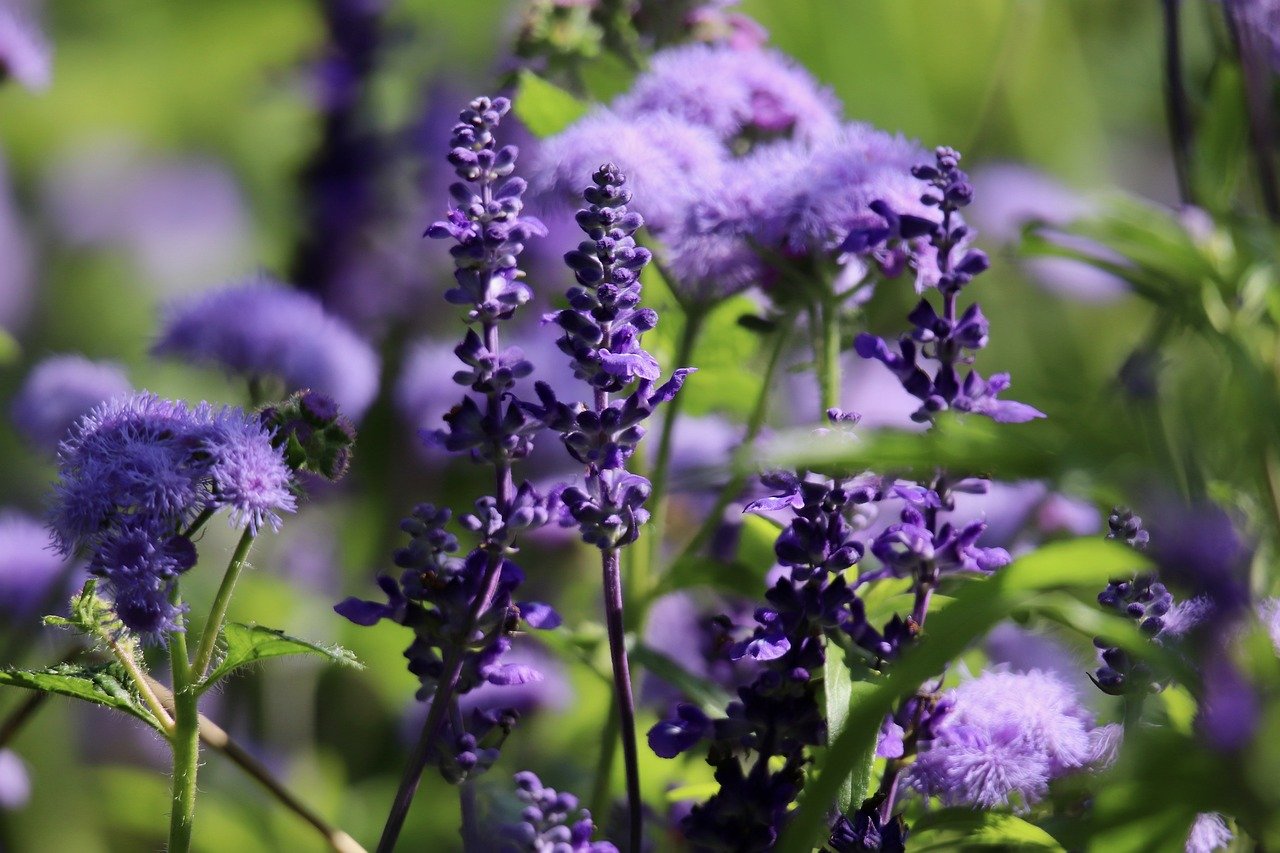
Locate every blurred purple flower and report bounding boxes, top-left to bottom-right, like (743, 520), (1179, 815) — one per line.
(909, 668), (1119, 810)
(153, 277), (380, 419)
(616, 44), (840, 143)
(985, 622), (1096, 702)
(968, 164), (1127, 302)
(457, 641), (571, 715)
(1035, 493), (1101, 537)
(0, 510), (74, 621)
(688, 0), (769, 49)
(530, 109), (726, 234)
(42, 144), (254, 290)
(0, 750), (29, 810)
(11, 355), (132, 453)
(1196, 652), (1259, 752)
(0, 5), (50, 92)
(640, 592), (754, 708)
(1258, 597), (1280, 654)
(1186, 812), (1233, 853)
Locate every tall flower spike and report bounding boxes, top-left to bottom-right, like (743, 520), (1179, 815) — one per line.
(506, 771), (619, 852)
(530, 164), (694, 853)
(851, 147), (1045, 424)
(338, 95), (555, 852)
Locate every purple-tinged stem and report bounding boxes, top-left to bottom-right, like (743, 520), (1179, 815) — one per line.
(1160, 0), (1196, 205)
(1225, 0), (1280, 221)
(602, 546), (642, 853)
(377, 318), (515, 853)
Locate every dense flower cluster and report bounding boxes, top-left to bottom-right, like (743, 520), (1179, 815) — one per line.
(852, 147), (1045, 424)
(11, 355), (131, 453)
(505, 771), (618, 852)
(908, 669), (1119, 809)
(50, 392), (296, 636)
(153, 277), (381, 419)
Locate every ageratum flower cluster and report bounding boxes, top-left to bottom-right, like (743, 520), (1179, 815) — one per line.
(851, 147), (1045, 424)
(336, 96), (556, 787)
(50, 392), (296, 637)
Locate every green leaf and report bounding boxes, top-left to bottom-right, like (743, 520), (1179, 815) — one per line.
(655, 514), (782, 598)
(513, 70), (588, 137)
(777, 539), (1147, 853)
(910, 809), (1064, 851)
(820, 644), (879, 813)
(199, 623), (361, 693)
(630, 642), (733, 712)
(0, 662), (165, 732)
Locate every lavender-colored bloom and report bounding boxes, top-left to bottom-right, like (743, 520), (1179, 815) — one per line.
(909, 669), (1119, 810)
(1035, 492), (1102, 537)
(1259, 597), (1280, 654)
(1196, 652), (1259, 752)
(985, 622), (1097, 702)
(42, 146), (254, 291)
(1231, 0), (1280, 73)
(50, 392), (296, 636)
(1186, 812), (1233, 853)
(0, 510), (73, 620)
(458, 641), (571, 715)
(530, 109), (725, 234)
(852, 148), (1045, 424)
(0, 750), (29, 810)
(506, 772), (618, 852)
(0, 5), (49, 92)
(11, 355), (132, 454)
(687, 0), (769, 49)
(153, 278), (380, 419)
(616, 44), (840, 144)
(967, 164), (1126, 303)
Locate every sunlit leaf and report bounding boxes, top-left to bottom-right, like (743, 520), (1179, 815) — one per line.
(199, 623), (361, 693)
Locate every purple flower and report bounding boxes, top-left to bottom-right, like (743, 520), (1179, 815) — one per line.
(0, 6), (50, 92)
(204, 409), (298, 533)
(1186, 813), (1233, 853)
(11, 355), (132, 454)
(50, 392), (296, 637)
(0, 510), (74, 620)
(0, 750), (29, 810)
(530, 109), (726, 234)
(616, 44), (840, 143)
(908, 669), (1119, 809)
(507, 772), (618, 852)
(648, 703), (713, 759)
(153, 277), (380, 419)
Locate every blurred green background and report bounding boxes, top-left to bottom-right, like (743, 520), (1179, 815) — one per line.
(0, 1), (1214, 849)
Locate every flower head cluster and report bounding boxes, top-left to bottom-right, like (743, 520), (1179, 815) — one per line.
(425, 95), (547, 322)
(615, 43), (840, 144)
(528, 165), (693, 549)
(0, 6), (51, 92)
(649, 474), (895, 850)
(908, 669), (1119, 810)
(11, 355), (132, 453)
(153, 277), (380, 419)
(50, 392), (296, 637)
(850, 147), (1044, 424)
(505, 771), (618, 852)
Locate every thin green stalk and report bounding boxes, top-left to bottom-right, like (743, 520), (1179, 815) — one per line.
(817, 297), (842, 417)
(642, 307), (707, 593)
(190, 529), (256, 681)
(168, 624), (199, 853)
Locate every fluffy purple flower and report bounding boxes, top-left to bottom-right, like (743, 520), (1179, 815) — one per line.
(909, 669), (1119, 810)
(616, 43), (840, 143)
(153, 278), (380, 419)
(1186, 812), (1233, 853)
(11, 355), (132, 453)
(0, 5), (50, 92)
(531, 109), (725, 234)
(0, 510), (74, 619)
(51, 392), (296, 636)
(204, 409), (298, 533)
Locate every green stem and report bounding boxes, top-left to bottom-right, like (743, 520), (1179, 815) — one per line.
(190, 529), (256, 682)
(817, 297), (842, 417)
(642, 307), (707, 594)
(181, 507), (216, 540)
(168, 624), (199, 853)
